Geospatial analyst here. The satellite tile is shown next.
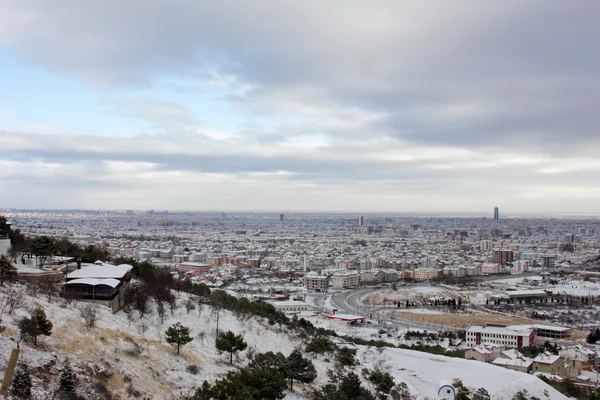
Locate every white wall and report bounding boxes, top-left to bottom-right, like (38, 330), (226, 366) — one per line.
(0, 239), (10, 256)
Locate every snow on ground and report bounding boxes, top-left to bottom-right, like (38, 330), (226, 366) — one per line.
(359, 346), (567, 400)
(398, 308), (446, 315)
(0, 285), (327, 399)
(491, 276), (543, 285)
(550, 280), (600, 296)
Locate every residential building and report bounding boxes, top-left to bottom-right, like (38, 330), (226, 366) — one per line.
(464, 344), (500, 363)
(493, 249), (514, 266)
(492, 357), (532, 373)
(413, 268), (439, 281)
(330, 272), (360, 289)
(532, 352), (566, 376)
(305, 272), (329, 292)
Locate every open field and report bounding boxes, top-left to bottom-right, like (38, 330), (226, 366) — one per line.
(392, 310), (587, 340)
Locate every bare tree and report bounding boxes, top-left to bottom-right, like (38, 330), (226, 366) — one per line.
(168, 293), (177, 316)
(138, 321), (148, 336)
(197, 331), (206, 345)
(79, 303), (99, 330)
(0, 286), (27, 321)
(157, 301), (166, 325)
(185, 299), (196, 314)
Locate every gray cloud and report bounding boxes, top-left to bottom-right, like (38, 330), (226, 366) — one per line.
(1, 1), (599, 211)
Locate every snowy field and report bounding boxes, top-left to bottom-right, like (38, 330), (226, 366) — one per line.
(359, 346), (568, 400)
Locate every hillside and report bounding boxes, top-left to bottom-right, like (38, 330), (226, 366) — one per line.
(0, 283), (567, 399)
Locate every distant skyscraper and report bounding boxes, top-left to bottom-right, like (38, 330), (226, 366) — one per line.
(280, 213), (284, 221)
(494, 207), (499, 221)
(358, 216), (365, 226)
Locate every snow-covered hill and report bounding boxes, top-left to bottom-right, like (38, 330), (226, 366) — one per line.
(0, 285), (326, 399)
(0, 284), (567, 399)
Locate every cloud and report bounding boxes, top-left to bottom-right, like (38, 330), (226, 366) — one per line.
(0, 1), (599, 211)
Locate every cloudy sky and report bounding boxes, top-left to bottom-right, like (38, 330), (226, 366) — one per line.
(1, 1), (599, 213)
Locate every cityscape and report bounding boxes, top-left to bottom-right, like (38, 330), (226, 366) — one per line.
(1, 208), (600, 399)
(1, 1), (599, 399)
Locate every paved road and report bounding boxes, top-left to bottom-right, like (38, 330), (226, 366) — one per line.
(327, 286), (461, 332)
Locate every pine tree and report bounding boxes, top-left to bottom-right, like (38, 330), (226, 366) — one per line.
(285, 349), (317, 390)
(164, 322), (194, 354)
(216, 330), (247, 365)
(58, 363), (76, 398)
(31, 307), (53, 345)
(473, 387), (491, 400)
(10, 363), (32, 399)
(305, 336), (334, 358)
(0, 255), (18, 286)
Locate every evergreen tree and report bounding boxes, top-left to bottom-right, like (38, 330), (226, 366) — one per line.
(165, 322), (194, 354)
(285, 349), (317, 390)
(10, 363), (32, 399)
(242, 352), (287, 399)
(215, 330), (247, 365)
(305, 336), (335, 358)
(337, 347), (357, 367)
(0, 255), (18, 286)
(366, 370), (395, 396)
(20, 307), (54, 346)
(58, 363), (76, 398)
(29, 236), (58, 268)
(390, 382), (411, 400)
(473, 387), (491, 400)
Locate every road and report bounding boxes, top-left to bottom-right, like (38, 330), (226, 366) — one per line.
(323, 286), (461, 332)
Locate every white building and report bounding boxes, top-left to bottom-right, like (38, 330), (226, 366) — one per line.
(270, 300), (316, 314)
(331, 272), (360, 289)
(466, 325), (536, 348)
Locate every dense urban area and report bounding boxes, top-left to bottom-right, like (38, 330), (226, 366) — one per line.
(1, 209), (600, 399)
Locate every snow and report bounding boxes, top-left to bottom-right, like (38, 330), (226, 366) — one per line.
(66, 263), (133, 279)
(398, 308), (446, 315)
(65, 278), (121, 287)
(0, 284), (566, 400)
(359, 347), (568, 400)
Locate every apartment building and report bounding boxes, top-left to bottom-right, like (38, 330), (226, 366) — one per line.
(331, 272), (360, 289)
(305, 272), (329, 292)
(413, 268), (439, 281)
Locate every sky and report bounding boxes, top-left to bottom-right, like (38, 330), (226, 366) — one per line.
(1, 1), (599, 213)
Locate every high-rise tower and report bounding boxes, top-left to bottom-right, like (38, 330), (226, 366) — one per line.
(494, 207), (499, 221)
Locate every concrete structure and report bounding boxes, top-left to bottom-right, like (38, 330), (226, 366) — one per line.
(305, 271), (329, 292)
(493, 249), (514, 266)
(464, 344), (500, 363)
(492, 357), (532, 373)
(532, 352), (565, 376)
(466, 325), (536, 348)
(178, 262), (210, 274)
(414, 268), (439, 281)
(0, 238), (10, 256)
(481, 263), (504, 275)
(270, 300), (315, 314)
(559, 345), (596, 363)
(331, 272), (360, 289)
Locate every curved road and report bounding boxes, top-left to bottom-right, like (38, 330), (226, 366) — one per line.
(325, 286), (461, 332)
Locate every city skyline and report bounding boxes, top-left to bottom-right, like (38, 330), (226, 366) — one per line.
(1, 1), (599, 212)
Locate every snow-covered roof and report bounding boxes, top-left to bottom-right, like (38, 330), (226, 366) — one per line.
(65, 278), (121, 288)
(505, 289), (548, 297)
(533, 352), (561, 364)
(493, 357), (532, 368)
(66, 263), (133, 280)
(467, 325), (533, 336)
